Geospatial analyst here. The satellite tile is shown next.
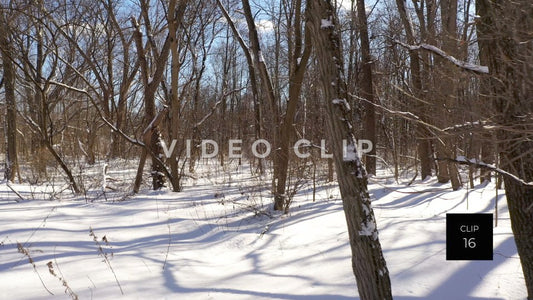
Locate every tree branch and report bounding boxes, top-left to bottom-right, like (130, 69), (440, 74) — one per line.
(439, 156), (533, 187)
(194, 88), (245, 129)
(395, 40), (489, 74)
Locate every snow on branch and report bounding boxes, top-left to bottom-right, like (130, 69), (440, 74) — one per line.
(395, 41), (489, 74)
(442, 120), (495, 133)
(439, 156), (533, 187)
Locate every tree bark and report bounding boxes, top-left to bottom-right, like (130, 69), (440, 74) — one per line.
(0, 13), (18, 182)
(131, 0), (188, 191)
(308, 0), (392, 298)
(435, 0), (461, 190)
(131, 14), (167, 190)
(273, 0), (312, 213)
(215, 0), (263, 174)
(477, 0), (533, 297)
(395, 0), (432, 180)
(240, 0), (284, 210)
(168, 0), (183, 192)
(357, 0), (376, 175)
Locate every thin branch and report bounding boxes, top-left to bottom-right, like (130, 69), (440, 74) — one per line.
(48, 80), (142, 146)
(47, 80), (174, 182)
(194, 88), (245, 128)
(348, 92), (444, 133)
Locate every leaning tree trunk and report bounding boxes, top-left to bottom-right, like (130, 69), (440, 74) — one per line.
(240, 0), (282, 210)
(477, 0), (533, 297)
(307, 0), (392, 298)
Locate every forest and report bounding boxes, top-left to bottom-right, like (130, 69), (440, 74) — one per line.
(0, 0), (532, 299)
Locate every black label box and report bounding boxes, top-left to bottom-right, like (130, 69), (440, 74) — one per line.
(446, 213), (493, 260)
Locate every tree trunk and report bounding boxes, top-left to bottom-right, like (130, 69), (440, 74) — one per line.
(168, 0), (182, 192)
(436, 0), (461, 190)
(477, 0), (533, 297)
(215, 0), (263, 174)
(273, 0), (312, 212)
(395, 0), (432, 180)
(240, 0), (283, 210)
(308, 0), (392, 298)
(357, 0), (376, 175)
(0, 15), (18, 182)
(131, 0), (188, 191)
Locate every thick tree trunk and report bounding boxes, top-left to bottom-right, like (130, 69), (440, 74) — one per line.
(308, 0), (392, 298)
(436, 0), (461, 190)
(168, 0), (182, 192)
(475, 2), (495, 184)
(477, 0), (533, 297)
(501, 149), (533, 299)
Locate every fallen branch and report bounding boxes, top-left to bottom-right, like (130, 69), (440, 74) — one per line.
(6, 182), (24, 202)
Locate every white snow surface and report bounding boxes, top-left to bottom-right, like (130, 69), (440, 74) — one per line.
(0, 162), (526, 299)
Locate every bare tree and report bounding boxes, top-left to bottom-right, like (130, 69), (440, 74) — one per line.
(433, 0), (461, 190)
(131, 0), (189, 192)
(308, 0), (392, 298)
(356, 0), (377, 175)
(0, 8), (18, 182)
(395, 0), (432, 180)
(239, 0), (312, 212)
(476, 0), (533, 297)
(10, 1), (83, 193)
(215, 0), (263, 173)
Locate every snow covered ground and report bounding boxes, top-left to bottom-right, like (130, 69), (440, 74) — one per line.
(0, 161), (526, 299)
